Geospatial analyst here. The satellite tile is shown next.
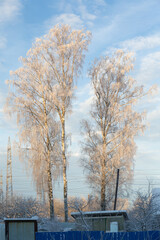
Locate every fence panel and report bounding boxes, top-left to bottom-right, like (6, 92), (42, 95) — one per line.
(36, 231), (160, 240)
(36, 232), (67, 240)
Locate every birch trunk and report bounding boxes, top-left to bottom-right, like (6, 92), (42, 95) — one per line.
(43, 96), (54, 219)
(101, 135), (106, 211)
(99, 109), (107, 211)
(47, 149), (54, 219)
(61, 113), (68, 222)
(101, 169), (106, 210)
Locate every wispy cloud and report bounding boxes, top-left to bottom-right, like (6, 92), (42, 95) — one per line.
(0, 37), (6, 49)
(78, 0), (97, 22)
(66, 84), (93, 144)
(0, 0), (21, 49)
(93, 0), (107, 7)
(121, 34), (160, 52)
(0, 0), (22, 24)
(147, 107), (160, 122)
(54, 13), (83, 29)
(46, 0), (97, 31)
(136, 51), (160, 84)
(44, 13), (84, 31)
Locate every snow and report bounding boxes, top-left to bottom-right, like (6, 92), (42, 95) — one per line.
(4, 217), (38, 221)
(71, 210), (127, 216)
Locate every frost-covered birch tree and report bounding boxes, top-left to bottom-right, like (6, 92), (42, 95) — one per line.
(32, 24), (91, 222)
(128, 184), (160, 231)
(6, 25), (91, 221)
(6, 49), (61, 219)
(81, 50), (154, 211)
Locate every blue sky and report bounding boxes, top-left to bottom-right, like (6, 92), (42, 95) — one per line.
(0, 0), (160, 200)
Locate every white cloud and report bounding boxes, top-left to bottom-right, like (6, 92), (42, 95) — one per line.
(145, 92), (160, 104)
(136, 105), (160, 141)
(78, 95), (93, 114)
(45, 1), (97, 32)
(135, 143), (160, 173)
(91, 0), (160, 55)
(56, 13), (83, 28)
(93, 0), (107, 7)
(78, 3), (96, 21)
(0, 0), (21, 24)
(121, 34), (160, 52)
(66, 94), (93, 134)
(66, 83), (93, 148)
(0, 0), (20, 52)
(75, 83), (93, 99)
(76, 83), (90, 97)
(70, 152), (80, 157)
(44, 13), (84, 31)
(135, 51), (160, 84)
(0, 37), (6, 49)
(147, 107), (160, 122)
(91, 15), (121, 51)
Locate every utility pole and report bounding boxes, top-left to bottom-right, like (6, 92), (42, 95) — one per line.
(114, 168), (119, 210)
(6, 137), (13, 201)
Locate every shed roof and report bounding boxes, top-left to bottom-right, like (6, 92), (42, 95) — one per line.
(71, 210), (128, 220)
(4, 217), (38, 222)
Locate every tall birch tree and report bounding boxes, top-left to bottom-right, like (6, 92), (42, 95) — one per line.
(81, 50), (154, 211)
(33, 24), (91, 221)
(6, 50), (61, 219)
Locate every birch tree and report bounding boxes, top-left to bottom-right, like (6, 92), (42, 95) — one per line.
(6, 24), (91, 222)
(6, 49), (61, 219)
(32, 24), (91, 222)
(81, 50), (154, 211)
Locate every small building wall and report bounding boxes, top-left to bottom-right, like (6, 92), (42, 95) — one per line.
(5, 219), (37, 240)
(8, 222), (35, 240)
(92, 218), (106, 231)
(75, 216), (125, 232)
(71, 210), (128, 232)
(0, 223), (5, 240)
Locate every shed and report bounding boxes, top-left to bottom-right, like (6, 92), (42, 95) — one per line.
(4, 218), (38, 240)
(71, 210), (128, 232)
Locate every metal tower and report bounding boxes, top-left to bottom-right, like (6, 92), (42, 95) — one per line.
(6, 137), (13, 200)
(0, 170), (3, 202)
